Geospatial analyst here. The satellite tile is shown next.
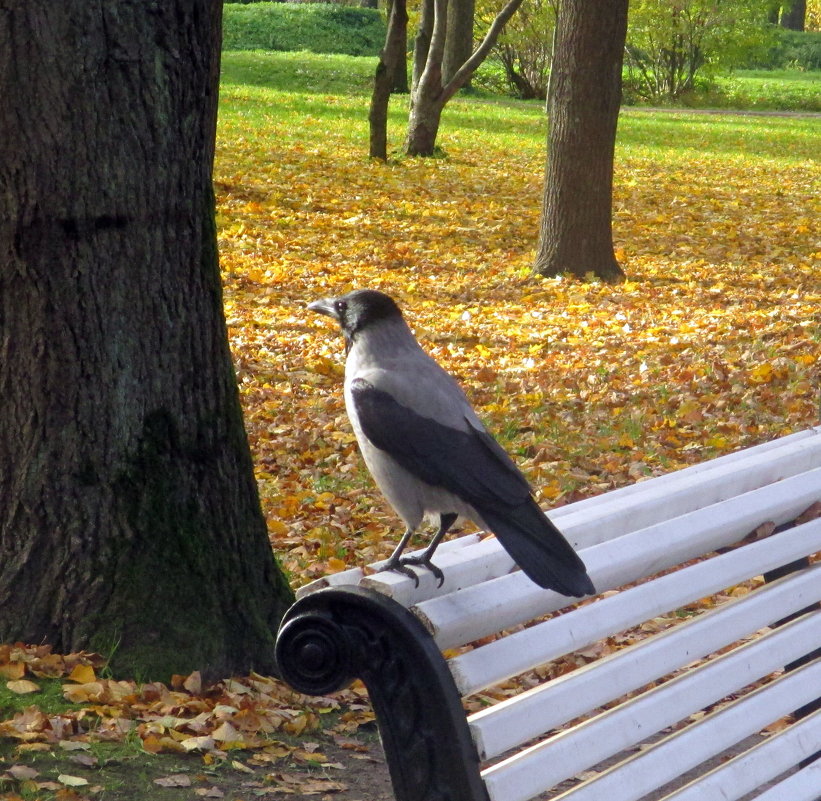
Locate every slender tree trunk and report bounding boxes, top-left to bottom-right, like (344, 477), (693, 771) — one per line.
(392, 51), (410, 94)
(0, 1), (293, 681)
(369, 0), (409, 159)
(406, 0), (525, 156)
(534, 0), (627, 282)
(412, 0), (435, 94)
(442, 0), (474, 87)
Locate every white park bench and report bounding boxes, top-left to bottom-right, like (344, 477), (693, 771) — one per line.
(275, 426), (821, 801)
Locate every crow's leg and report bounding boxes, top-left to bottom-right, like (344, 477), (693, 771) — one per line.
(396, 513), (458, 587)
(379, 527), (423, 585)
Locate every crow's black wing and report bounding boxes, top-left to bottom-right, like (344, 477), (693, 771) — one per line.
(351, 378), (595, 597)
(350, 378), (530, 509)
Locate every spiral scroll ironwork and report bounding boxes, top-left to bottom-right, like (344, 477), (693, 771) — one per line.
(275, 610), (354, 696)
(275, 586), (490, 801)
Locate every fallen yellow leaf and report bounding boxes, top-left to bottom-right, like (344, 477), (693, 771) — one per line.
(67, 663), (96, 684)
(58, 774), (89, 787)
(0, 661), (26, 680)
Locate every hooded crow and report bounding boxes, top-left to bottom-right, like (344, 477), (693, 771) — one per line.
(308, 289), (595, 597)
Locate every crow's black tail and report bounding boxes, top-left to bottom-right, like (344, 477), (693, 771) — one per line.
(479, 499), (595, 597)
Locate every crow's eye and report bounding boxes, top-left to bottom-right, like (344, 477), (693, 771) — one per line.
(335, 300), (347, 315)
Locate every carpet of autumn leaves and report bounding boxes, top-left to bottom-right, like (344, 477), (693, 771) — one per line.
(0, 644), (376, 798)
(2, 54), (819, 796)
(215, 100), (820, 585)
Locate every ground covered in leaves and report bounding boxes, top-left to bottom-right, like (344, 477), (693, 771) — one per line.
(215, 54), (819, 585)
(2, 52), (819, 800)
(0, 645), (390, 801)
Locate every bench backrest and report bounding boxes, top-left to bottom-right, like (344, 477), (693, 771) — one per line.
(285, 427), (821, 801)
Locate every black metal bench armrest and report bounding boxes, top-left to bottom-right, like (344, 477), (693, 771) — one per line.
(276, 585), (489, 801)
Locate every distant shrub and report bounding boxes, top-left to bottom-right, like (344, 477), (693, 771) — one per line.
(223, 3), (386, 57)
(739, 28), (821, 70)
(626, 0), (773, 101)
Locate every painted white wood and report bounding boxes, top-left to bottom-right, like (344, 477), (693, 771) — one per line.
(536, 660), (821, 801)
(663, 710), (821, 801)
(418, 474), (821, 650)
(557, 429), (821, 549)
(296, 568), (366, 598)
(752, 761), (821, 801)
(295, 533), (484, 600)
(466, 565), (821, 757)
(480, 617), (821, 801)
(360, 536), (513, 607)
(546, 427), (818, 520)
(454, 520), (821, 696)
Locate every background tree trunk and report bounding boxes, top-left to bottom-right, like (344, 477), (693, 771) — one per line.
(442, 0), (475, 86)
(369, 0), (409, 159)
(406, 0), (525, 156)
(0, 1), (293, 681)
(412, 0), (435, 94)
(780, 0), (806, 30)
(534, 0), (628, 282)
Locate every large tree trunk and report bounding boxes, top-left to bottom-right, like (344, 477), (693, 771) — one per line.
(0, 1), (293, 681)
(534, 0), (627, 282)
(369, 0), (409, 159)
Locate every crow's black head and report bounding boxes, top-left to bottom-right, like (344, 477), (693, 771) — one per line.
(308, 289), (403, 341)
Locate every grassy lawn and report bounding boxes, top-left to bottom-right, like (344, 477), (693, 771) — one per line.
(685, 69), (821, 112)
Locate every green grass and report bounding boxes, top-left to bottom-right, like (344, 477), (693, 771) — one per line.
(685, 70), (821, 112)
(0, 678), (70, 719)
(218, 51), (820, 165)
(223, 2), (385, 56)
(220, 49), (376, 96)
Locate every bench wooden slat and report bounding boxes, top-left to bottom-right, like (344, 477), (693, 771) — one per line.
(752, 759), (821, 801)
(545, 426), (817, 519)
(480, 617), (821, 801)
(294, 533), (485, 599)
(662, 710), (821, 801)
(452, 502), (821, 694)
(417, 473), (821, 651)
(559, 427), (821, 550)
(544, 662), (821, 801)
(467, 564), (821, 758)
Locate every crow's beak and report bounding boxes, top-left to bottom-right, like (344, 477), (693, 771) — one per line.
(307, 297), (338, 319)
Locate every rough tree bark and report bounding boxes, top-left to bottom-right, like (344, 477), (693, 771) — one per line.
(369, 0), (409, 159)
(406, 0), (525, 156)
(412, 0), (435, 93)
(0, 1), (293, 680)
(534, 0), (628, 281)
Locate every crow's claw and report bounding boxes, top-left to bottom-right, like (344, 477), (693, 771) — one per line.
(378, 559), (421, 587)
(397, 555), (445, 588)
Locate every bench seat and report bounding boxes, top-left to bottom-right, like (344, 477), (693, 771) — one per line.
(276, 426), (821, 801)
